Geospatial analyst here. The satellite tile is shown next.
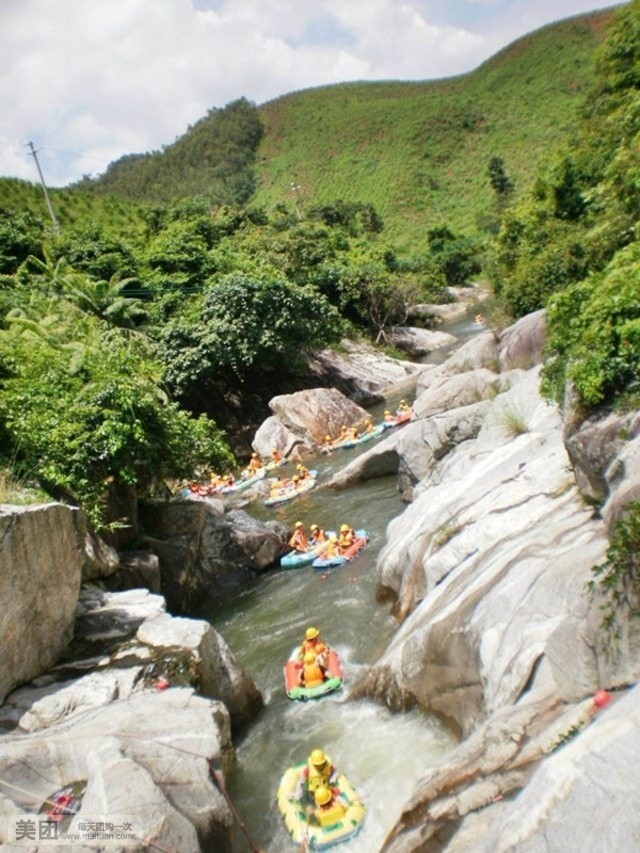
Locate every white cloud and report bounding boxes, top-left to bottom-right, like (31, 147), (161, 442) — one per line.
(0, 0), (621, 186)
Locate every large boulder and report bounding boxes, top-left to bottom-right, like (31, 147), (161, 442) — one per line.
(358, 369), (621, 736)
(137, 613), (263, 732)
(414, 367), (517, 419)
(0, 503), (84, 704)
(83, 526), (120, 582)
(380, 691), (597, 852)
(0, 689), (236, 852)
(602, 428), (640, 533)
(388, 326), (456, 357)
(484, 685), (640, 852)
(264, 386), (370, 449)
(564, 410), (639, 503)
(497, 308), (546, 371)
(307, 338), (427, 404)
(1, 586), (263, 734)
(420, 330), (500, 386)
(139, 500), (287, 612)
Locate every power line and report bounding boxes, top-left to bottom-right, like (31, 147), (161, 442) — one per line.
(26, 141), (61, 234)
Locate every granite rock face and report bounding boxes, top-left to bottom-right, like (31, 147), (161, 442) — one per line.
(0, 504), (84, 703)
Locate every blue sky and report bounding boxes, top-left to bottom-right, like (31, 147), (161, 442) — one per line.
(0, 0), (624, 186)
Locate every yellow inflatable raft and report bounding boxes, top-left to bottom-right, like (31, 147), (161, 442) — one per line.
(277, 762), (365, 849)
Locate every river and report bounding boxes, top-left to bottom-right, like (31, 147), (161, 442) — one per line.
(199, 308), (486, 851)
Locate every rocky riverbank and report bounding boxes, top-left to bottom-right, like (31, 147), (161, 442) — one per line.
(1, 305), (638, 851)
(341, 310), (640, 849)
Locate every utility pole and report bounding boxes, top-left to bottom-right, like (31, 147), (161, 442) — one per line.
(26, 141), (60, 234)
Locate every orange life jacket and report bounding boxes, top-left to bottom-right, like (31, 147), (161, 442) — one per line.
(289, 530), (308, 552)
(302, 659), (324, 688)
(338, 531), (355, 550)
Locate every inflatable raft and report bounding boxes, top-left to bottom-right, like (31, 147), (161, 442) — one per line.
(264, 471), (318, 507)
(331, 424), (384, 450)
(382, 410), (414, 429)
(218, 467), (266, 494)
(280, 531), (336, 569)
(277, 763), (365, 849)
(284, 647), (343, 700)
(312, 529), (369, 570)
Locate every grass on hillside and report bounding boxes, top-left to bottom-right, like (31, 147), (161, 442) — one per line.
(0, 10), (614, 254)
(0, 177), (147, 237)
(254, 10), (614, 250)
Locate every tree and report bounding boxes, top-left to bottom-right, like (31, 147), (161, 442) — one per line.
(488, 156), (514, 200)
(161, 274), (344, 402)
(0, 292), (231, 528)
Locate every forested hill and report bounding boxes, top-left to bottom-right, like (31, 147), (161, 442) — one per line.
(75, 97), (263, 207)
(71, 9), (614, 249)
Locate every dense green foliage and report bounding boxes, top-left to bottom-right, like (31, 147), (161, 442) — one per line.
(0, 279), (232, 527)
(0, 188), (458, 525)
(588, 501), (640, 640)
(490, 0), (640, 411)
(77, 98), (263, 206)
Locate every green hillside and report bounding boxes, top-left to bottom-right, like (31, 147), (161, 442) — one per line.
(0, 9), (614, 251)
(254, 10), (614, 249)
(0, 177), (146, 236)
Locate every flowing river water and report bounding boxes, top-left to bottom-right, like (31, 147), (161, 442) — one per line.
(199, 310), (486, 851)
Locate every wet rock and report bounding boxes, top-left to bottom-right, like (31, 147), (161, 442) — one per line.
(0, 504), (84, 703)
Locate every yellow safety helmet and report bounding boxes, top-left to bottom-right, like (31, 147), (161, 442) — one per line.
(315, 786), (332, 806)
(292, 475), (299, 481)
(310, 524), (319, 531)
(295, 521), (303, 528)
(252, 452), (258, 457)
(325, 435), (331, 441)
(306, 627), (319, 640)
(340, 524), (350, 532)
(304, 652), (316, 664)
(329, 535), (338, 543)
(310, 749), (326, 767)
(297, 464), (303, 470)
